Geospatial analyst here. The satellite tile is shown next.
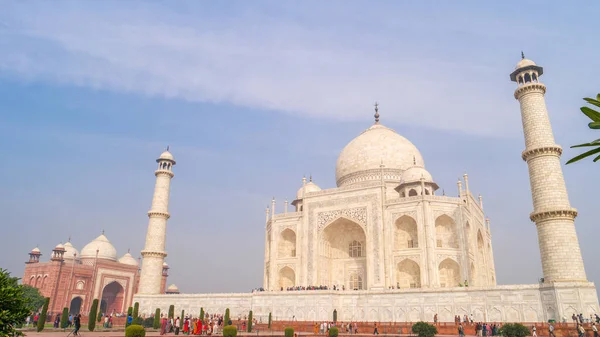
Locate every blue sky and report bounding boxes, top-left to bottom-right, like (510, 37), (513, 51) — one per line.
(0, 1), (599, 293)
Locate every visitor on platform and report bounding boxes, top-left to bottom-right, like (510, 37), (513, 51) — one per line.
(54, 314), (60, 328)
(373, 323), (379, 335)
(73, 314), (81, 336)
(183, 317), (189, 335)
(434, 313), (438, 323)
(175, 317), (181, 335)
(161, 317), (168, 335)
(458, 323), (465, 337)
(531, 325), (537, 337)
(592, 323), (598, 337)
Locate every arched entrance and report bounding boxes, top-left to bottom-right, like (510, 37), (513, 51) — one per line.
(69, 297), (83, 315)
(395, 215), (418, 249)
(397, 259), (421, 288)
(278, 229), (297, 258)
(100, 281), (125, 315)
(318, 217), (367, 289)
(278, 266), (296, 289)
(435, 215), (458, 248)
(438, 258), (460, 288)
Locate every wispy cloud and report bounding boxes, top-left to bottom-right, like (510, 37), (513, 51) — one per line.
(0, 2), (536, 136)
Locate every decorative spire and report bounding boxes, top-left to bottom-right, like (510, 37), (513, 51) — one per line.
(309, 175), (312, 182)
(128, 248), (131, 253)
(521, 51), (525, 59)
(166, 145), (170, 151)
(101, 229), (105, 235)
(374, 102), (380, 124)
(68, 236), (71, 242)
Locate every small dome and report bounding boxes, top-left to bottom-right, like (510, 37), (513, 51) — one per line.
(167, 284), (179, 291)
(80, 234), (118, 261)
(515, 58), (536, 70)
(163, 261), (169, 267)
(54, 243), (65, 250)
(336, 123), (424, 187)
(31, 247), (40, 253)
(159, 151), (174, 161)
(296, 180), (321, 199)
(401, 166), (433, 183)
(63, 241), (80, 260)
(118, 252), (138, 266)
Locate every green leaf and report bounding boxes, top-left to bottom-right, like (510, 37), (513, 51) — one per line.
(580, 106), (600, 122)
(583, 97), (600, 109)
(566, 147), (600, 164)
(571, 139), (600, 148)
(594, 153), (600, 162)
(589, 121), (600, 129)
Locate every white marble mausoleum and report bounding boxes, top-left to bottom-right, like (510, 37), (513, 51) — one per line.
(133, 57), (600, 322)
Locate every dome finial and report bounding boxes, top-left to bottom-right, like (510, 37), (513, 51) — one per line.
(374, 102), (380, 124)
(68, 236), (71, 242)
(101, 229), (104, 235)
(309, 174), (312, 182)
(521, 51), (525, 59)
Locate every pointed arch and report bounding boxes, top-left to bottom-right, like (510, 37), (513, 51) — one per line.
(435, 215), (458, 248)
(395, 215), (418, 249)
(69, 297), (83, 315)
(397, 259), (421, 288)
(278, 228), (297, 258)
(101, 281), (125, 314)
(438, 258), (460, 288)
(408, 189), (418, 196)
(278, 266), (295, 289)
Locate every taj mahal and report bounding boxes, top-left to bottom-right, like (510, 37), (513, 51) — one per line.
(128, 56), (599, 322)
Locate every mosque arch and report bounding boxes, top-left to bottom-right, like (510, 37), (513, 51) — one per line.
(69, 297), (83, 315)
(35, 276), (41, 288)
(435, 215), (458, 248)
(41, 275), (48, 290)
(319, 217), (367, 289)
(278, 266), (296, 289)
(438, 258), (460, 288)
(395, 215), (418, 249)
(278, 229), (297, 258)
(408, 189), (418, 197)
(100, 281), (125, 314)
(76, 280), (85, 290)
(396, 259), (421, 288)
(29, 276), (35, 285)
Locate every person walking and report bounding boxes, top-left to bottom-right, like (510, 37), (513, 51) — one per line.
(532, 325), (537, 337)
(592, 323), (598, 337)
(458, 324), (465, 337)
(73, 314), (81, 336)
(548, 324), (556, 337)
(373, 323), (379, 335)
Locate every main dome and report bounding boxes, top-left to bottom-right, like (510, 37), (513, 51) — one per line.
(80, 234), (118, 261)
(336, 123), (424, 187)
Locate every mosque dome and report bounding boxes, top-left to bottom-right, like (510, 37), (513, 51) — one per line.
(31, 247), (40, 253)
(63, 241), (80, 260)
(515, 58), (536, 70)
(54, 243), (65, 250)
(163, 261), (169, 267)
(296, 179), (321, 199)
(80, 234), (118, 261)
(158, 151), (174, 161)
(401, 166), (433, 183)
(118, 252), (138, 266)
(336, 123), (424, 187)
(167, 284), (179, 291)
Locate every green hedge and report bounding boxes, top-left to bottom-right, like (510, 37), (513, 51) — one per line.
(224, 308), (230, 327)
(125, 324), (146, 337)
(412, 322), (437, 337)
(333, 309), (337, 323)
(180, 310), (184, 328)
(36, 297), (50, 332)
(153, 309), (161, 329)
(142, 317), (154, 328)
(247, 310), (253, 332)
(223, 325), (237, 337)
(285, 327), (294, 337)
(60, 307), (69, 329)
(499, 323), (530, 337)
(133, 302), (140, 319)
(329, 327), (339, 337)
(168, 305), (175, 319)
(97, 308), (103, 323)
(88, 299), (99, 332)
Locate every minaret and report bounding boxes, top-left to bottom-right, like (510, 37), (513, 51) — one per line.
(510, 54), (587, 283)
(138, 148), (176, 294)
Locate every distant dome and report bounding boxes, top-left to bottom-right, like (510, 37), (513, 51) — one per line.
(54, 243), (65, 250)
(31, 247), (40, 253)
(118, 252), (138, 266)
(296, 180), (321, 199)
(159, 151), (174, 161)
(163, 261), (169, 267)
(401, 166), (433, 183)
(336, 123), (424, 187)
(80, 234), (118, 261)
(63, 241), (80, 260)
(167, 284), (179, 291)
(515, 58), (536, 69)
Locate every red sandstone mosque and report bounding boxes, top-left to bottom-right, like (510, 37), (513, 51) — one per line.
(22, 232), (178, 315)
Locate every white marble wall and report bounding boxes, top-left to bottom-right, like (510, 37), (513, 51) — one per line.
(134, 282), (599, 323)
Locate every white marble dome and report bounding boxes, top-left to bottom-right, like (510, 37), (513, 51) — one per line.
(167, 284), (179, 291)
(63, 241), (80, 260)
(336, 123), (424, 187)
(118, 252), (138, 266)
(159, 151), (174, 161)
(54, 243), (65, 250)
(31, 247), (40, 253)
(516, 58), (536, 69)
(402, 166), (433, 183)
(296, 180), (321, 199)
(80, 234), (118, 261)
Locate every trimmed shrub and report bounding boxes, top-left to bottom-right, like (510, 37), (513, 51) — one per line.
(180, 311), (184, 329)
(126, 324), (146, 337)
(132, 317), (144, 326)
(247, 310), (253, 332)
(223, 325), (238, 337)
(60, 307), (69, 329)
(88, 299), (99, 332)
(199, 308), (204, 321)
(333, 309), (337, 323)
(268, 312), (272, 329)
(499, 323), (530, 337)
(36, 297), (50, 332)
(329, 327), (339, 337)
(412, 322), (438, 337)
(224, 308), (230, 327)
(168, 305), (175, 319)
(142, 317), (154, 328)
(133, 302), (140, 319)
(97, 308), (102, 323)
(285, 327), (294, 337)
(153, 309), (161, 329)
